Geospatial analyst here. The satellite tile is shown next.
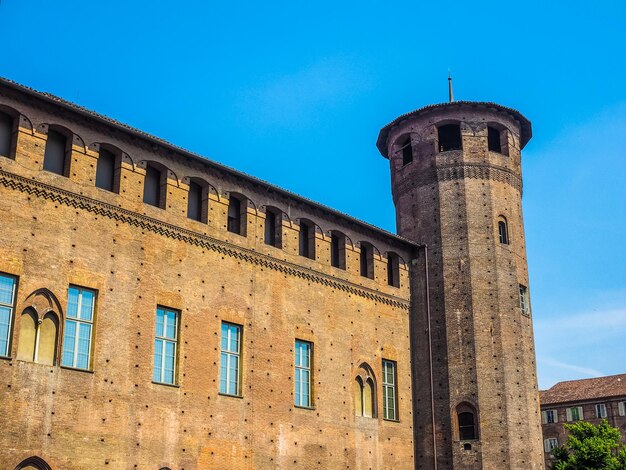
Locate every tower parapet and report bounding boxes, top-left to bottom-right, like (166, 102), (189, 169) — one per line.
(378, 101), (543, 469)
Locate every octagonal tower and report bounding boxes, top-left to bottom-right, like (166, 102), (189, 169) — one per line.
(377, 102), (544, 469)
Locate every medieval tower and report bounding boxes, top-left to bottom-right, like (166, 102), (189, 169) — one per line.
(377, 100), (544, 469)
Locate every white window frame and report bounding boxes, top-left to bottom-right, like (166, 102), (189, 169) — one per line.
(595, 403), (607, 419)
(220, 322), (241, 396)
(619, 401), (626, 417)
(541, 409), (558, 424)
(294, 339), (312, 408)
(0, 273), (17, 357)
(544, 437), (559, 453)
(153, 306), (178, 385)
(61, 286), (96, 369)
(382, 359), (398, 421)
(566, 406), (583, 422)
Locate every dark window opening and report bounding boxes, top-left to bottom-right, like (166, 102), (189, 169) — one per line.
(400, 136), (413, 165)
(330, 232), (346, 269)
(0, 111), (14, 158)
(360, 243), (374, 279)
(438, 124), (462, 152)
(143, 165), (162, 208)
(488, 126), (502, 153)
(187, 181), (203, 222)
(95, 147), (117, 192)
(387, 253), (400, 287)
(463, 443), (472, 451)
(227, 196), (244, 235)
(43, 129), (68, 175)
(264, 208), (281, 247)
(458, 411), (477, 440)
(299, 220), (315, 259)
(498, 219), (509, 245)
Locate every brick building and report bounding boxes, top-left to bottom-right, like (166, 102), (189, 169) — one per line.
(540, 374), (626, 467)
(0, 77), (543, 469)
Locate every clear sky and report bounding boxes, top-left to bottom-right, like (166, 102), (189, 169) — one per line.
(0, 0), (624, 389)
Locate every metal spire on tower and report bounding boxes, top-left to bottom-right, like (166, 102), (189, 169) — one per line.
(448, 71), (454, 102)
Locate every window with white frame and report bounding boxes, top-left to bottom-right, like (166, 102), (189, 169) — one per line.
(0, 273), (17, 357)
(294, 340), (312, 408)
(383, 359), (398, 420)
(544, 438), (559, 453)
(619, 402), (626, 417)
(566, 406), (583, 422)
(596, 403), (608, 419)
(220, 322), (241, 396)
(519, 284), (530, 315)
(62, 286), (96, 369)
(153, 307), (178, 385)
(541, 409), (558, 424)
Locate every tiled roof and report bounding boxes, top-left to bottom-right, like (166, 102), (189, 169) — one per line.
(540, 374), (626, 405)
(376, 101), (532, 158)
(0, 77), (417, 248)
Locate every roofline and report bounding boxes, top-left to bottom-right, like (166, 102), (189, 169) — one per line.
(376, 101), (533, 158)
(0, 77), (418, 249)
(540, 394), (626, 407)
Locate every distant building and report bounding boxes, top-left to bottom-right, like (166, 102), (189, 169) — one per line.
(540, 374), (626, 467)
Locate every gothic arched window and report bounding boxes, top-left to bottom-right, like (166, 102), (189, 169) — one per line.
(498, 216), (509, 245)
(355, 364), (377, 418)
(456, 403), (479, 441)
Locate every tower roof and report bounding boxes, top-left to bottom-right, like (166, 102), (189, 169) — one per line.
(376, 101), (532, 158)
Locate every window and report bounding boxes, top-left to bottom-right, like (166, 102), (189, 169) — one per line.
(359, 242), (374, 279)
(227, 194), (247, 236)
(153, 307), (178, 385)
(187, 181), (203, 222)
(382, 359), (398, 420)
(566, 406), (583, 422)
(438, 123), (462, 152)
(354, 364), (376, 418)
(399, 135), (413, 165)
(619, 402), (625, 416)
(330, 231), (346, 269)
(264, 207), (282, 248)
(498, 217), (509, 245)
(458, 412), (477, 440)
(143, 164), (163, 208)
(298, 219), (315, 259)
(544, 438), (559, 453)
(95, 147), (118, 192)
(541, 409), (558, 424)
(387, 252), (400, 287)
(519, 285), (530, 315)
(15, 456), (52, 470)
(488, 126), (502, 153)
(0, 111), (15, 158)
(220, 322), (241, 396)
(0, 273), (17, 357)
(61, 286), (95, 370)
(595, 403), (607, 419)
(43, 129), (69, 176)
(294, 340), (312, 408)
(17, 309), (58, 366)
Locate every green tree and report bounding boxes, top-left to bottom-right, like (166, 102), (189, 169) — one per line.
(551, 419), (626, 470)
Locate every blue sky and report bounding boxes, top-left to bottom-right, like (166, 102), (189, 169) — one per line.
(1, 0), (624, 389)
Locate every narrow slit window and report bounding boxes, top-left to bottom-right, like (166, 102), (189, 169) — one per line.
(299, 220), (315, 259)
(43, 129), (68, 175)
(264, 208), (281, 247)
(187, 181), (203, 222)
(387, 253), (400, 287)
(498, 218), (509, 245)
(488, 126), (502, 153)
(143, 165), (162, 207)
(458, 411), (476, 440)
(360, 243), (374, 279)
(0, 273), (17, 357)
(95, 147), (117, 192)
(0, 111), (14, 158)
(294, 340), (312, 407)
(62, 286), (96, 370)
(400, 136), (412, 165)
(220, 322), (241, 396)
(227, 196), (246, 235)
(438, 124), (462, 152)
(153, 307), (178, 385)
(330, 232), (346, 269)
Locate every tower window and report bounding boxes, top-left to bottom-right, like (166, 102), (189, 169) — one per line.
(387, 252), (400, 287)
(498, 217), (509, 245)
(399, 135), (413, 165)
(0, 111), (15, 158)
(143, 164), (164, 208)
(95, 147), (117, 192)
(359, 242), (374, 279)
(458, 411), (477, 440)
(488, 126), (502, 153)
(299, 219), (316, 260)
(227, 194), (247, 236)
(43, 129), (69, 176)
(187, 181), (203, 222)
(519, 284), (530, 315)
(264, 207), (282, 248)
(438, 124), (462, 152)
(330, 231), (346, 269)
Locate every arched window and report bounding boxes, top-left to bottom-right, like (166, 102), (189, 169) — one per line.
(0, 110), (16, 159)
(438, 123), (462, 152)
(43, 128), (70, 176)
(15, 456), (52, 470)
(264, 207), (282, 248)
(227, 193), (247, 236)
(399, 135), (413, 165)
(359, 242), (374, 279)
(143, 162), (167, 208)
(498, 216), (509, 245)
(17, 309), (59, 365)
(387, 252), (400, 287)
(488, 126), (502, 153)
(354, 364), (377, 418)
(298, 219), (316, 259)
(456, 403), (479, 441)
(95, 145), (120, 193)
(330, 231), (346, 269)
(187, 178), (209, 223)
